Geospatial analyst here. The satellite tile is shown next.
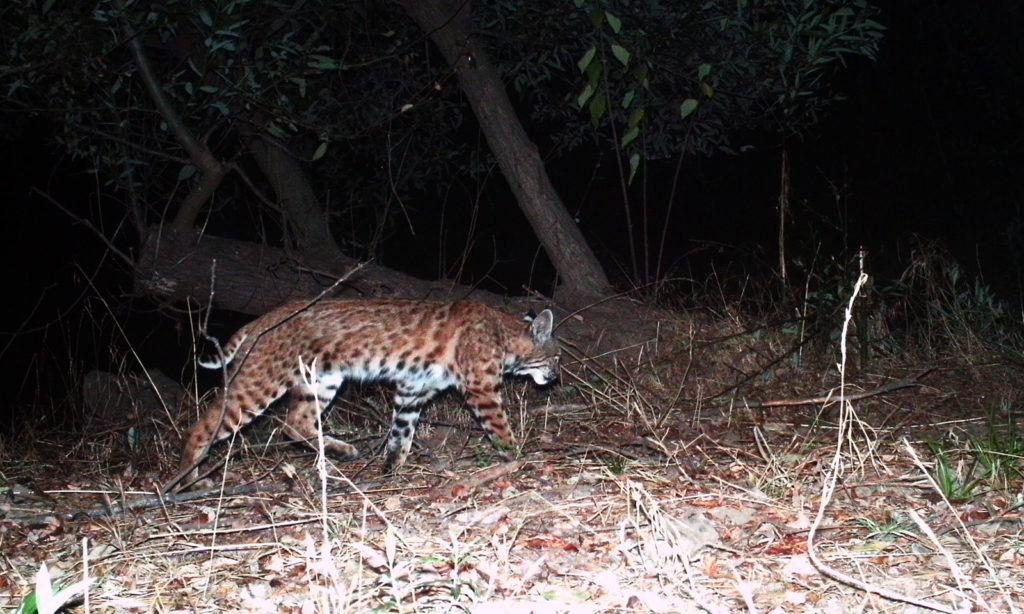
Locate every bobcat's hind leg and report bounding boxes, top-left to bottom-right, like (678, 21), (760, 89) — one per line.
(282, 384), (359, 460)
(382, 381), (440, 474)
(176, 388), (270, 490)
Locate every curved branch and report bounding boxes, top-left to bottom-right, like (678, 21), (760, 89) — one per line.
(123, 23), (225, 234)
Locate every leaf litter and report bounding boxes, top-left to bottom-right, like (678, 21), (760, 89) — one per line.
(2, 311), (1024, 613)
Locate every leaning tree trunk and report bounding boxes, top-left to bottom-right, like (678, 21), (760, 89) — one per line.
(401, 0), (613, 302)
(240, 125), (341, 259)
(134, 228), (502, 315)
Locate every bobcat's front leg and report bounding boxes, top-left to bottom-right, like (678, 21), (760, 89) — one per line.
(464, 377), (516, 457)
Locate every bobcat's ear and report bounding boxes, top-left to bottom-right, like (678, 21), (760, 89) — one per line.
(530, 309), (554, 343)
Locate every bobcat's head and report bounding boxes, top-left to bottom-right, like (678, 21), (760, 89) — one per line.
(509, 309), (560, 385)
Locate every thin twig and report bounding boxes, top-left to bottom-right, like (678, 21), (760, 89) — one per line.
(432, 460), (523, 499)
(806, 265), (959, 613)
(31, 187), (133, 265)
(9, 482), (289, 526)
(759, 368), (934, 408)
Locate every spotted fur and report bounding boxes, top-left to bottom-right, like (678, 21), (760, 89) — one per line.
(178, 299), (559, 485)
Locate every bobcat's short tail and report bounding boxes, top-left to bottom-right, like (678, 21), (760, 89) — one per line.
(198, 333), (247, 369)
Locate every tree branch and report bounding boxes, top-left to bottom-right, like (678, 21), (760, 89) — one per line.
(122, 21), (225, 233)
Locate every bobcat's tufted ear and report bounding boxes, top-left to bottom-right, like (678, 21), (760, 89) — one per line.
(529, 309), (554, 343)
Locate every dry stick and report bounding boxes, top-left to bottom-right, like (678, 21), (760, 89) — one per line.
(69, 264), (179, 431)
(560, 338), (658, 408)
(521, 284), (648, 332)
(10, 483), (292, 526)
(432, 460), (523, 499)
(655, 321), (695, 430)
(907, 509), (974, 606)
(701, 326), (823, 405)
(904, 440), (1017, 613)
(330, 469), (406, 548)
(806, 268), (959, 614)
(298, 355), (332, 555)
(163, 260), (231, 494)
(758, 368), (934, 408)
(81, 537), (90, 613)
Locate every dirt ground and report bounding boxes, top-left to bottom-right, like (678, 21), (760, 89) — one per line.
(2, 306), (1023, 613)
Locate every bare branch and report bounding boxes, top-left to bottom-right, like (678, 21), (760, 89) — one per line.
(31, 187), (133, 265)
(122, 21), (226, 233)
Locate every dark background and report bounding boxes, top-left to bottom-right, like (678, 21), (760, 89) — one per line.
(1, 1), (1021, 424)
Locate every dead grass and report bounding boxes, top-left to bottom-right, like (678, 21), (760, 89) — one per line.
(5, 362), (1023, 612)
(3, 259), (1024, 612)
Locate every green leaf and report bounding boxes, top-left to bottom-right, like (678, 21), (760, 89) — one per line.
(33, 563), (55, 614)
(627, 107), (645, 128)
(627, 152), (640, 184)
(610, 44), (630, 67)
(267, 124), (287, 139)
(177, 164), (197, 182)
(209, 39), (236, 52)
(620, 125), (639, 148)
(16, 590), (37, 614)
(604, 11), (622, 34)
(679, 98), (698, 119)
(697, 63), (711, 80)
(577, 46), (596, 73)
(308, 55), (339, 70)
(312, 140), (329, 161)
(292, 77), (307, 97)
(198, 8), (213, 27)
(576, 82), (595, 109)
(621, 89), (635, 109)
(633, 63), (650, 88)
(588, 93), (607, 126)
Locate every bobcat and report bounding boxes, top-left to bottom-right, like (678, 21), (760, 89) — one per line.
(177, 299), (559, 486)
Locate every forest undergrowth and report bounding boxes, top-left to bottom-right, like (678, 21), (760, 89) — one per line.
(2, 245), (1023, 613)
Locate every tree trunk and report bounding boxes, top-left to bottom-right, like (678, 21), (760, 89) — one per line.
(401, 0), (613, 301)
(134, 227), (658, 365)
(134, 227), (501, 316)
(241, 126), (341, 259)
(134, 226), (661, 370)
